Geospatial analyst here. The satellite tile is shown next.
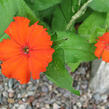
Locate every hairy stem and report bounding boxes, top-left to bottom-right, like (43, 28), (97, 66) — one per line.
(66, 0), (93, 30)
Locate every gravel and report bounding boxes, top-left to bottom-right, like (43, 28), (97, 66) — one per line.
(0, 63), (109, 109)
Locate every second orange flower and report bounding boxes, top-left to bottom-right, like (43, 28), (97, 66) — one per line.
(95, 32), (109, 62)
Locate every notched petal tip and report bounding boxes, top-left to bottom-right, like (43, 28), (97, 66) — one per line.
(13, 16), (30, 24)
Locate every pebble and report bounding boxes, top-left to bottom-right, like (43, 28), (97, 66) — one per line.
(63, 91), (71, 97)
(8, 79), (14, 88)
(8, 98), (15, 103)
(0, 93), (3, 103)
(22, 98), (27, 102)
(73, 105), (77, 109)
(32, 99), (37, 106)
(3, 91), (8, 98)
(0, 106), (8, 109)
(101, 95), (108, 102)
(76, 102), (82, 108)
(0, 63), (109, 109)
(18, 104), (27, 109)
(45, 104), (50, 109)
(27, 91), (34, 96)
(27, 96), (35, 104)
(9, 92), (14, 98)
(100, 106), (105, 109)
(17, 93), (22, 98)
(53, 103), (60, 109)
(93, 93), (102, 104)
(26, 105), (32, 109)
(36, 103), (40, 108)
(41, 85), (49, 93)
(0, 84), (4, 91)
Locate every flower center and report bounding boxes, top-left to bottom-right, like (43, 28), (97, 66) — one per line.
(23, 46), (29, 54)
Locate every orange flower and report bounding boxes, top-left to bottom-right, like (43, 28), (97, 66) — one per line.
(0, 17), (54, 84)
(95, 32), (109, 62)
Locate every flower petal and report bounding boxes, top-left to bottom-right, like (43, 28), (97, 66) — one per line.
(5, 17), (30, 45)
(94, 47), (104, 58)
(28, 22), (53, 49)
(102, 49), (109, 62)
(0, 39), (21, 61)
(1, 55), (30, 84)
(29, 49), (54, 79)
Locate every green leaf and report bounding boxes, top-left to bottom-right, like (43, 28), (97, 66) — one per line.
(78, 12), (106, 43)
(0, 0), (17, 36)
(45, 48), (80, 95)
(17, 0), (50, 29)
(68, 62), (80, 72)
(105, 13), (109, 31)
(52, 0), (90, 32)
(0, 34), (10, 42)
(56, 32), (96, 63)
(16, 0), (39, 24)
(52, 6), (67, 31)
(72, 0), (87, 13)
(33, 0), (62, 11)
(89, 0), (109, 12)
(0, 0), (47, 40)
(52, 0), (74, 31)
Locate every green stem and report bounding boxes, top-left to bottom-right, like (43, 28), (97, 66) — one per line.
(66, 0), (93, 30)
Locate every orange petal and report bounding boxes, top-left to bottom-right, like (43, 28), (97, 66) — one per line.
(29, 49), (54, 79)
(99, 32), (109, 43)
(94, 47), (104, 58)
(29, 57), (46, 80)
(28, 22), (52, 49)
(0, 39), (21, 61)
(94, 41), (105, 48)
(102, 49), (109, 62)
(1, 55), (30, 84)
(5, 17), (30, 45)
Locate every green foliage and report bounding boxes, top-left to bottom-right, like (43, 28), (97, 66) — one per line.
(0, 34), (10, 42)
(72, 0), (88, 13)
(52, 0), (78, 31)
(68, 62), (80, 72)
(78, 12), (106, 43)
(105, 13), (109, 30)
(16, 0), (39, 24)
(89, 0), (109, 12)
(45, 48), (80, 95)
(33, 0), (62, 11)
(55, 32), (96, 63)
(0, 0), (17, 36)
(52, 6), (67, 31)
(0, 0), (47, 40)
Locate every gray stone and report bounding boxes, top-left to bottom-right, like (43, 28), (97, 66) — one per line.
(0, 93), (3, 104)
(53, 103), (60, 109)
(90, 60), (109, 94)
(63, 91), (71, 97)
(9, 92), (14, 98)
(18, 104), (27, 109)
(26, 105), (32, 109)
(32, 99), (37, 106)
(8, 79), (14, 88)
(17, 93), (22, 98)
(41, 85), (49, 93)
(76, 102), (82, 108)
(0, 106), (8, 109)
(93, 93), (102, 104)
(27, 91), (34, 96)
(77, 67), (86, 75)
(73, 105), (77, 109)
(3, 91), (8, 98)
